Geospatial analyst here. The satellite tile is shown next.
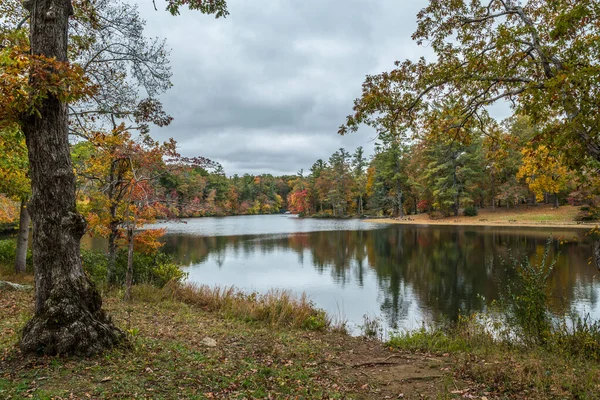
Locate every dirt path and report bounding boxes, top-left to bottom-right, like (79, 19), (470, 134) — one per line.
(313, 333), (472, 399)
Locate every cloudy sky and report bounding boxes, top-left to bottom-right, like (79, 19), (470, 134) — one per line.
(134, 0), (505, 176)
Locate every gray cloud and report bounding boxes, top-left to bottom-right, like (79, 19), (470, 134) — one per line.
(135, 0), (429, 175)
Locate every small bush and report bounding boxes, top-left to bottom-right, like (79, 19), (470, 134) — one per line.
(417, 200), (432, 213)
(311, 211), (350, 219)
(575, 207), (599, 221)
(463, 205), (478, 217)
(429, 211), (445, 220)
(302, 310), (329, 331)
(81, 249), (109, 283)
(552, 315), (600, 362)
(0, 239), (32, 272)
(81, 248), (187, 288)
(497, 239), (556, 345)
(0, 239), (17, 265)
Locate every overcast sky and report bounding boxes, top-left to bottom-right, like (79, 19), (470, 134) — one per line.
(134, 0), (506, 176)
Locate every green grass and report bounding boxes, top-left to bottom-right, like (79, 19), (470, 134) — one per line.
(0, 291), (357, 399)
(518, 214), (560, 221)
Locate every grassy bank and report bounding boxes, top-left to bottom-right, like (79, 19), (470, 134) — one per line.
(366, 204), (597, 229)
(1, 279), (471, 399)
(388, 317), (600, 399)
(3, 244), (600, 399)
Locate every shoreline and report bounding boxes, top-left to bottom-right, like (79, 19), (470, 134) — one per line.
(364, 217), (598, 230)
(362, 205), (598, 231)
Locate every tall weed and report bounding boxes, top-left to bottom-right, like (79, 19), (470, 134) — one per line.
(496, 238), (557, 345)
(158, 283), (332, 331)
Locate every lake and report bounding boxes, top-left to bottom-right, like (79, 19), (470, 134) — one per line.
(132, 214), (600, 335)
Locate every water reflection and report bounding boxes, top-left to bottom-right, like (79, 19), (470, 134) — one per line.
(152, 219), (598, 334)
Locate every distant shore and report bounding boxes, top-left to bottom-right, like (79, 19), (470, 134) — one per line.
(365, 205), (598, 230)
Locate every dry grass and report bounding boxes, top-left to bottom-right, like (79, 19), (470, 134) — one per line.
(388, 316), (600, 399)
(367, 204), (594, 229)
(130, 283), (338, 332)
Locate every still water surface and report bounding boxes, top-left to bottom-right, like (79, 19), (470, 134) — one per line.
(143, 215), (599, 335)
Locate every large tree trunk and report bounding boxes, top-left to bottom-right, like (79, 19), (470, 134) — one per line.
(14, 199), (30, 274)
(20, 0), (122, 356)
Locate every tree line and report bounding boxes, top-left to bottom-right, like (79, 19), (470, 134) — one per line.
(287, 115), (596, 219)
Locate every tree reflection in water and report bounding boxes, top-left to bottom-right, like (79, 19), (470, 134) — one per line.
(150, 224), (596, 331)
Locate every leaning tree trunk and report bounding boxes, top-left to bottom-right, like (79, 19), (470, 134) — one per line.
(14, 199), (30, 274)
(20, 0), (122, 356)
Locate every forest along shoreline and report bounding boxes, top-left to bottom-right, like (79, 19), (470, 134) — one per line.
(364, 204), (597, 230)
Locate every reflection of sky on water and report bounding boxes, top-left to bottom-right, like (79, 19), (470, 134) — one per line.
(570, 277), (600, 322)
(149, 214), (381, 237)
(184, 244), (425, 335)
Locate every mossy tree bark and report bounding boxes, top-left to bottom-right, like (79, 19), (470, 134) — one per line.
(19, 0), (123, 356)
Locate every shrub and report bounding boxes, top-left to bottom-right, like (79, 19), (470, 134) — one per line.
(311, 211), (340, 219)
(463, 205), (478, 217)
(0, 239), (32, 272)
(429, 210), (445, 220)
(499, 240), (556, 345)
(302, 309), (329, 331)
(0, 239), (17, 265)
(575, 205), (599, 221)
(417, 200), (432, 213)
(552, 315), (600, 361)
(81, 249), (109, 284)
(81, 248), (187, 288)
(490, 239), (561, 347)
